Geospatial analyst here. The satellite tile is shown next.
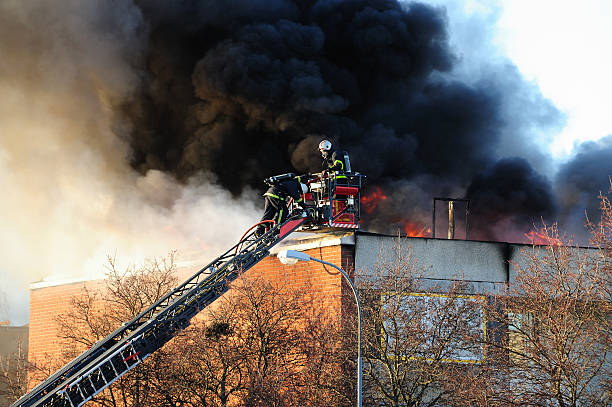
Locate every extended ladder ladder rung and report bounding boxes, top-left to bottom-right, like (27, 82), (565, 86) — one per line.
(93, 368), (107, 389)
(75, 384), (86, 403)
(107, 359), (120, 377)
(59, 390), (74, 407)
(87, 377), (94, 391)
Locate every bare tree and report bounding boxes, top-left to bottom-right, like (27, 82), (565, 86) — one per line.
(0, 341), (28, 405)
(356, 241), (488, 407)
(49, 253), (181, 407)
(155, 273), (349, 407)
(589, 181), (612, 398)
(169, 312), (247, 406)
(31, 253), (350, 406)
(216, 275), (321, 407)
(587, 180), (612, 307)
(482, 222), (611, 407)
(295, 305), (351, 407)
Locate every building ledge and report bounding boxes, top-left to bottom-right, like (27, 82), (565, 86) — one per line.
(29, 277), (94, 290)
(270, 230), (355, 254)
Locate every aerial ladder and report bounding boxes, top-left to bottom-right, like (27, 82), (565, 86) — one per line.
(13, 171), (365, 407)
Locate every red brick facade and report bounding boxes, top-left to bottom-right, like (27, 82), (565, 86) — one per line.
(28, 280), (103, 370)
(255, 244), (355, 315)
(27, 241), (355, 388)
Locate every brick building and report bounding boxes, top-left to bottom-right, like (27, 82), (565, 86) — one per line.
(27, 232), (356, 388)
(26, 230), (603, 403)
(27, 230), (535, 375)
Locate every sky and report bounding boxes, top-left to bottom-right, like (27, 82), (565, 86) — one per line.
(1, 0), (611, 326)
(435, 0), (612, 157)
(495, 0), (612, 156)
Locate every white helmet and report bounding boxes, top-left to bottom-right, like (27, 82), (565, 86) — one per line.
(300, 183), (308, 194)
(318, 139), (332, 152)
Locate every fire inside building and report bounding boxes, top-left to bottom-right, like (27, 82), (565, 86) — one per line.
(15, 170), (609, 406)
(5, 0), (612, 403)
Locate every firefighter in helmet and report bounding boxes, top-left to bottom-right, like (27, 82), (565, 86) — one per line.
(256, 175), (308, 237)
(318, 139), (350, 180)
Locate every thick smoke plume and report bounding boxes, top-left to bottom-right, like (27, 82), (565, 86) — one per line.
(555, 135), (612, 239)
(1, 0), (609, 323)
(0, 0), (260, 325)
(116, 0), (570, 241)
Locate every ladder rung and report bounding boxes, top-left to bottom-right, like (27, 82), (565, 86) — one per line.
(101, 360), (118, 383)
(87, 375), (97, 393)
(60, 389), (76, 407)
(66, 386), (83, 407)
(108, 360), (119, 376)
(111, 354), (128, 374)
(78, 379), (94, 400)
(98, 366), (108, 385)
(75, 383), (87, 402)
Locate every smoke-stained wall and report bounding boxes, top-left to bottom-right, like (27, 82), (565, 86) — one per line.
(353, 232), (600, 294)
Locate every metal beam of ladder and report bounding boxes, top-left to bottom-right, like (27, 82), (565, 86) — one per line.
(57, 338), (145, 407)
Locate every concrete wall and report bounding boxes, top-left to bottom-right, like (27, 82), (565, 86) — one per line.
(0, 324), (28, 405)
(507, 244), (599, 288)
(355, 233), (510, 294)
(354, 232), (598, 295)
(0, 324), (27, 357)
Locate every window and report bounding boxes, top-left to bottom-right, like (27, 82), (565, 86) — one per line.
(380, 293), (487, 363)
(507, 312), (534, 365)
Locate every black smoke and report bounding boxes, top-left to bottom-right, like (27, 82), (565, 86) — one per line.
(555, 135), (612, 241)
(466, 158), (557, 241)
(112, 0), (581, 241)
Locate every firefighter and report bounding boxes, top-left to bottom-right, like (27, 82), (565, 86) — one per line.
(318, 139), (350, 180)
(256, 175), (308, 237)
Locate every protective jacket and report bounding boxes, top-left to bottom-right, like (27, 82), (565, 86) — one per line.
(259, 178), (305, 232)
(264, 178), (304, 203)
(323, 149), (349, 178)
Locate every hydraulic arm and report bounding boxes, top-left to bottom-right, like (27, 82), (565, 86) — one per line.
(12, 214), (307, 407)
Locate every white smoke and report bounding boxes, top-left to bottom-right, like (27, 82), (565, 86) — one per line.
(0, 0), (260, 325)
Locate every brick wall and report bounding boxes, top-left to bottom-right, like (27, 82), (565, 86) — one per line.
(254, 245), (353, 316)
(27, 243), (355, 389)
(28, 280), (103, 369)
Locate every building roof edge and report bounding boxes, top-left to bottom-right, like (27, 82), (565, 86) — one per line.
(269, 231), (355, 254)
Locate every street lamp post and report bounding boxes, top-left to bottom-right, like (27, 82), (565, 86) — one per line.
(277, 249), (362, 407)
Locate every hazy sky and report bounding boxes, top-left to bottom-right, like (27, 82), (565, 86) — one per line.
(1, 0), (611, 326)
(428, 0), (612, 156)
(501, 0), (612, 156)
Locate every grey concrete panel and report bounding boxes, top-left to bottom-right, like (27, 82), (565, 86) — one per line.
(355, 234), (510, 289)
(507, 243), (599, 286)
(418, 279), (508, 295)
(355, 233), (600, 295)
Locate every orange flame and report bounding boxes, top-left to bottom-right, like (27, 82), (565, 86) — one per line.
(401, 220), (431, 237)
(361, 186), (387, 214)
(524, 230), (562, 246)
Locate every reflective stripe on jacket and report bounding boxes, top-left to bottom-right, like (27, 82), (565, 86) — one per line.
(263, 179), (303, 202)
